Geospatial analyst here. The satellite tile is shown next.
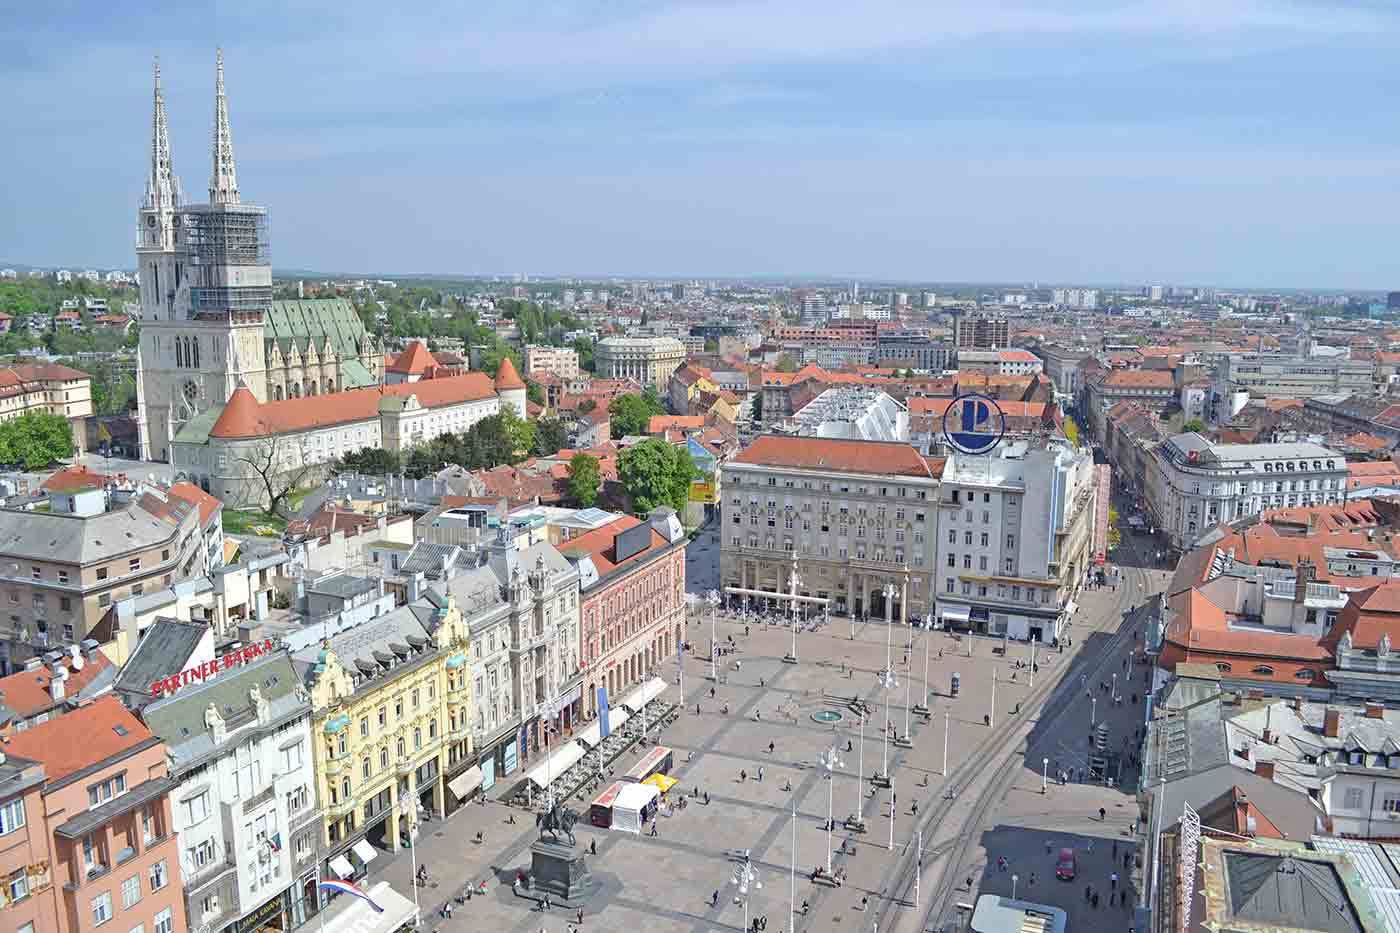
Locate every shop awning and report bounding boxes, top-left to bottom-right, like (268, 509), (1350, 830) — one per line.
(321, 880), (418, 933)
(525, 740), (587, 791)
(328, 855), (354, 879)
(351, 839), (378, 865)
(939, 603), (971, 622)
(574, 708), (630, 748)
(448, 766), (483, 801)
(620, 676), (667, 714)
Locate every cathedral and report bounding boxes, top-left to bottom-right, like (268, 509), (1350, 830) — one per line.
(134, 51), (385, 462)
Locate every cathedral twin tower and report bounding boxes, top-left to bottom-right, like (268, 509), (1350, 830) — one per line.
(135, 51), (382, 462)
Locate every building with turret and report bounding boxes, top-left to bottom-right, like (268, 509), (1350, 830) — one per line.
(134, 52), (384, 462)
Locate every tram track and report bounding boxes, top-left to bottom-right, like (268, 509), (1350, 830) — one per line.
(870, 533), (1158, 933)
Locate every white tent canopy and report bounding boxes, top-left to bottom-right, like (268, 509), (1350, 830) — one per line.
(321, 881), (418, 933)
(525, 739), (587, 790)
(620, 676), (667, 714)
(574, 708), (630, 748)
(610, 781), (660, 834)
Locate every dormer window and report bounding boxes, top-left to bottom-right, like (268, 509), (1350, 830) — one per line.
(1349, 750), (1365, 766)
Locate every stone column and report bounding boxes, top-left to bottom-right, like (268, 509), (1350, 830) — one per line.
(900, 580), (909, 624)
(388, 782), (401, 852)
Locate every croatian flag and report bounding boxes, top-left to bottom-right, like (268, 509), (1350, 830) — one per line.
(318, 879), (383, 913)
(597, 686), (611, 739)
(265, 833), (281, 853)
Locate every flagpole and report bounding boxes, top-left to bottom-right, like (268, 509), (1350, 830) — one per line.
(401, 796), (421, 924)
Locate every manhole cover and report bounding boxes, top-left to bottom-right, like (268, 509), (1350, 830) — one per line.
(812, 710), (844, 724)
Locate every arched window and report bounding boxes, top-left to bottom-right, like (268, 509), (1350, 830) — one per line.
(361, 758), (370, 780)
(273, 385), (283, 401)
(1215, 662), (1232, 673)
(1251, 665), (1275, 675)
(175, 337), (184, 368)
(341, 777), (351, 800)
(191, 338), (199, 369)
(307, 382), (316, 396)
(1295, 669), (1315, 680)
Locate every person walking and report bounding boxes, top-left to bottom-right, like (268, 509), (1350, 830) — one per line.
(758, 766), (765, 783)
(1111, 871), (1119, 890)
(711, 890), (720, 907)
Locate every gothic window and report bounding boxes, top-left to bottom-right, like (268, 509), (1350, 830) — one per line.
(273, 384), (283, 401)
(175, 337), (184, 369)
(181, 380), (198, 416)
(191, 338), (199, 369)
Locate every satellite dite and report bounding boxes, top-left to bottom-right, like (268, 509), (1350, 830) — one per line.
(942, 393), (1008, 455)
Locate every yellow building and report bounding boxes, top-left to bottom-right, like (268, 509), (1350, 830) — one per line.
(299, 591), (474, 880)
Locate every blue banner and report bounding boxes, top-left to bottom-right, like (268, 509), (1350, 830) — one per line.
(598, 686), (611, 739)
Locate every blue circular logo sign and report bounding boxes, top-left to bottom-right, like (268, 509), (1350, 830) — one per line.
(941, 392), (1007, 455)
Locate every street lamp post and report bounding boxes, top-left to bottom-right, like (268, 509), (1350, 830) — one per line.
(943, 709), (949, 776)
(879, 668), (897, 781)
(1042, 757), (1049, 794)
(888, 789), (895, 851)
(883, 582), (896, 674)
(990, 669), (996, 728)
(1091, 696), (1097, 728)
(1011, 873), (1019, 900)
(785, 563), (801, 664)
(818, 743), (844, 872)
(706, 589), (720, 682)
(852, 711), (867, 831)
(1029, 637), (1036, 689)
(731, 855), (761, 932)
(1112, 672), (1118, 703)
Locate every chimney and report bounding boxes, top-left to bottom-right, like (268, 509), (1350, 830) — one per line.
(1324, 708), (1342, 738)
(48, 664), (68, 701)
(1366, 702), (1385, 719)
(1255, 759), (1275, 780)
(1262, 727), (1272, 745)
(1294, 558), (1315, 604)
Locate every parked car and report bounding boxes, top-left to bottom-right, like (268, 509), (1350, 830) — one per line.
(1055, 847), (1077, 880)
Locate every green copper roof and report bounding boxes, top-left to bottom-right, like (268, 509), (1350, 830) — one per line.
(341, 358), (377, 388)
(264, 298), (368, 359)
(172, 406), (222, 446)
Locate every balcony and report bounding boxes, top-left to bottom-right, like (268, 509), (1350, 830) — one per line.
(396, 756), (415, 776)
(65, 863), (110, 891)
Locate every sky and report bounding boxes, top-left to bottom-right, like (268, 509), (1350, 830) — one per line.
(4, 1), (1400, 288)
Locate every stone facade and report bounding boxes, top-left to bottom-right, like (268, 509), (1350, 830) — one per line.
(595, 336), (686, 393)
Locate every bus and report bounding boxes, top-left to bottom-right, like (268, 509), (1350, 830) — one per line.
(589, 781), (627, 828)
(622, 746), (674, 783)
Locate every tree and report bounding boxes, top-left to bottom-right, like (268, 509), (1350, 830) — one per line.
(572, 337), (595, 373)
(1063, 415), (1081, 447)
(775, 353), (798, 373)
(0, 412), (74, 470)
(567, 453), (601, 507)
(704, 337), (719, 353)
(532, 416), (569, 458)
(333, 447), (401, 475)
(751, 391), (764, 422)
(1182, 419), (1207, 435)
(231, 431), (316, 517)
(608, 392), (665, 439)
(1107, 507), (1122, 549)
(578, 398), (597, 414)
(618, 438), (697, 513)
(527, 382), (545, 406)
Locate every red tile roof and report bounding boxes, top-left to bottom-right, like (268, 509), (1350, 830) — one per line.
(648, 415), (704, 433)
(209, 373), (498, 439)
(560, 514), (672, 578)
(42, 464), (109, 492)
(1102, 370), (1175, 389)
(494, 357), (526, 391)
(2, 695), (155, 782)
(168, 481), (222, 525)
(0, 649), (112, 723)
(732, 435), (939, 478)
(387, 341), (438, 375)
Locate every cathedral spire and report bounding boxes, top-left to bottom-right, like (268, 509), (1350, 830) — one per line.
(146, 56), (177, 214)
(209, 48), (240, 205)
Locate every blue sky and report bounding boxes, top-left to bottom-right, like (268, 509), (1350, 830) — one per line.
(4, 1), (1400, 287)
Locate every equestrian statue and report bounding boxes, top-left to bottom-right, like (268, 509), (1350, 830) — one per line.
(536, 799), (579, 847)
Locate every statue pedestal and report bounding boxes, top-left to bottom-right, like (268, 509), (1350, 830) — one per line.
(529, 840), (597, 908)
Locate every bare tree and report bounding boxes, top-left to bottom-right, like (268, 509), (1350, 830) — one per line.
(230, 424), (315, 517)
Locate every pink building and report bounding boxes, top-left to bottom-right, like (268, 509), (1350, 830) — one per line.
(2, 695), (185, 933)
(0, 752), (60, 933)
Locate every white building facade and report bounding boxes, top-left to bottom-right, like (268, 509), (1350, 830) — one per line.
(1146, 434), (1348, 550)
(934, 440), (1095, 642)
(142, 651), (322, 933)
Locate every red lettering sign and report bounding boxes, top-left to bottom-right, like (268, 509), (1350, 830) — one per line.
(148, 639), (279, 698)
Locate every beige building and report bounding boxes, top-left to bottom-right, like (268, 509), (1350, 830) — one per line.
(595, 336), (686, 392)
(0, 363), (94, 453)
(524, 345), (580, 380)
(719, 436), (942, 622)
(0, 485), (205, 672)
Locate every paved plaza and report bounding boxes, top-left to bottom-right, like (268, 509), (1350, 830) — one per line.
(311, 531), (1166, 933)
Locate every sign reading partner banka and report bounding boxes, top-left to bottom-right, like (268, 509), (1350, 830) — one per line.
(149, 638), (276, 698)
(941, 392), (1007, 455)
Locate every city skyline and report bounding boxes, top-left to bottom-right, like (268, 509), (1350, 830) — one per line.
(5, 1), (1400, 288)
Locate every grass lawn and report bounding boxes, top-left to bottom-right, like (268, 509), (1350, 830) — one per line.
(222, 509), (288, 537)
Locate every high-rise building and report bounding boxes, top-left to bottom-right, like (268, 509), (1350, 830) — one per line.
(1387, 291), (1400, 310)
(134, 52), (384, 462)
(954, 313), (1010, 349)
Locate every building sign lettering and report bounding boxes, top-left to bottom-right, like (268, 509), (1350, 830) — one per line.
(149, 638), (276, 698)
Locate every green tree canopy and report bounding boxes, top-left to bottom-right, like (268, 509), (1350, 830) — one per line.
(567, 453), (601, 507)
(332, 447), (402, 475)
(1182, 419), (1206, 435)
(775, 353), (798, 373)
(608, 392), (666, 439)
(618, 438), (697, 513)
(532, 416), (569, 458)
(0, 412), (74, 470)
